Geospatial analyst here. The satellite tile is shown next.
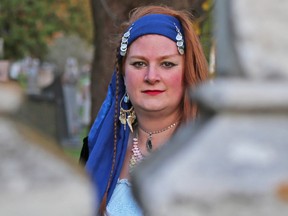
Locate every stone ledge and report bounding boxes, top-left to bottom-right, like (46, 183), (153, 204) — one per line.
(192, 79), (288, 112)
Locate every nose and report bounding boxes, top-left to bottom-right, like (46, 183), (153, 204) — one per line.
(144, 65), (160, 84)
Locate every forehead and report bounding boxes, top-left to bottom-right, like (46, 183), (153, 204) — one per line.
(127, 34), (178, 56)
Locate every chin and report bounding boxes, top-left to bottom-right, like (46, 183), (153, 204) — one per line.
(142, 105), (165, 112)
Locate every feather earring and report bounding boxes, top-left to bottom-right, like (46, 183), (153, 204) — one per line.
(119, 92), (136, 132)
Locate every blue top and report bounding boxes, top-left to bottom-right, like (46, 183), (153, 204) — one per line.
(106, 179), (143, 216)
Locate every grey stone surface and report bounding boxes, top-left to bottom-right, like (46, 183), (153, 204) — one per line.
(131, 0), (288, 215)
(193, 79), (288, 112)
(0, 83), (94, 216)
(133, 114), (288, 216)
(232, 0), (288, 79)
(0, 83), (23, 114)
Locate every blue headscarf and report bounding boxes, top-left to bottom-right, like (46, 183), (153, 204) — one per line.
(85, 71), (130, 209)
(86, 14), (185, 208)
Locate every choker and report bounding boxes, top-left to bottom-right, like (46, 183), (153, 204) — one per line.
(139, 122), (178, 153)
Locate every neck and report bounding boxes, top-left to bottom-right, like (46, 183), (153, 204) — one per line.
(135, 114), (180, 153)
(136, 110), (181, 132)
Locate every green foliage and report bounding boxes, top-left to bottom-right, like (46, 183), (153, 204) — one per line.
(194, 0), (214, 62)
(0, 0), (92, 60)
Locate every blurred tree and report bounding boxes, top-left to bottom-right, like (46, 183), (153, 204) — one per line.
(0, 0), (92, 60)
(193, 0), (214, 62)
(89, 0), (213, 123)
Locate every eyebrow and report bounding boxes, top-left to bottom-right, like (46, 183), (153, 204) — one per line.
(128, 54), (181, 60)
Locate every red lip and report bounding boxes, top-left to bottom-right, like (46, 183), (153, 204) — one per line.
(142, 90), (164, 96)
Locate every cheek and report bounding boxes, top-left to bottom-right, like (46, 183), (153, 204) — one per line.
(123, 73), (140, 94)
(124, 74), (133, 88)
(169, 73), (184, 93)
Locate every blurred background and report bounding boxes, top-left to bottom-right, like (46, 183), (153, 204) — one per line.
(0, 0), (214, 160)
(2, 1), (288, 215)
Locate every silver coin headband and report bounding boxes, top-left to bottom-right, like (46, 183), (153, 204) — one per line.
(119, 14), (185, 57)
(174, 23), (185, 55)
(120, 26), (133, 56)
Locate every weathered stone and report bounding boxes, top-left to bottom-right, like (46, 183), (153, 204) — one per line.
(232, 0), (288, 79)
(0, 83), (94, 216)
(131, 0), (288, 215)
(132, 111), (288, 216)
(193, 80), (288, 112)
(0, 82), (23, 114)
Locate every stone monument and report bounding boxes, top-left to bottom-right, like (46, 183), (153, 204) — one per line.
(131, 0), (288, 215)
(0, 82), (95, 216)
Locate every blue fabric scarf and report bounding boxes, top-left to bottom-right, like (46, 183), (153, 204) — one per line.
(86, 71), (129, 207)
(85, 14), (185, 208)
(126, 14), (184, 48)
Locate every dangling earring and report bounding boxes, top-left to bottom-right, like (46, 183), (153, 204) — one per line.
(124, 93), (129, 103)
(119, 92), (136, 132)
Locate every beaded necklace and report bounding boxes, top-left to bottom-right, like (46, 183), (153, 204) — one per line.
(129, 122), (178, 172)
(139, 122), (178, 153)
(129, 129), (144, 173)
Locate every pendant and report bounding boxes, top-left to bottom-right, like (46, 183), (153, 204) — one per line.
(127, 113), (136, 132)
(146, 138), (153, 153)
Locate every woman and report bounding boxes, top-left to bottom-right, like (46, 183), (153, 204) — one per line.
(80, 5), (208, 215)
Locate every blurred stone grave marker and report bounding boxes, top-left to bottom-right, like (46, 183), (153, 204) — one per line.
(0, 60), (10, 82)
(61, 57), (81, 147)
(0, 83), (95, 216)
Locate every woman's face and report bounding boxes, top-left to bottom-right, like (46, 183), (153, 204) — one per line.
(124, 34), (185, 117)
